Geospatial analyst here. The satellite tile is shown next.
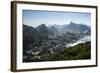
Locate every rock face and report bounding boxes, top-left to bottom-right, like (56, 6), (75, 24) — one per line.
(23, 23), (91, 62)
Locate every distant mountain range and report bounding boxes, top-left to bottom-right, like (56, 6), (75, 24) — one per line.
(24, 22), (90, 34)
(48, 22), (91, 35)
(23, 22), (91, 48)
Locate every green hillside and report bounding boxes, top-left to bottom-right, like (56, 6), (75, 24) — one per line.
(50, 42), (91, 61)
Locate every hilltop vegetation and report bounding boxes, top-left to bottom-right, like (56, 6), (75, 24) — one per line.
(50, 42), (91, 61)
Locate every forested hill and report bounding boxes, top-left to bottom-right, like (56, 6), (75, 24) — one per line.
(50, 42), (91, 61)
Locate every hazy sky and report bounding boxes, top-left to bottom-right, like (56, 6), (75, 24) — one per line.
(23, 10), (91, 27)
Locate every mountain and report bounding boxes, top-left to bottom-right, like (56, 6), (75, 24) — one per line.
(23, 24), (42, 50)
(36, 24), (49, 39)
(48, 26), (58, 35)
(64, 22), (91, 34)
(48, 22), (91, 35)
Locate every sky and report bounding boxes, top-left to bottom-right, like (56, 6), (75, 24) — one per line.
(23, 10), (91, 27)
